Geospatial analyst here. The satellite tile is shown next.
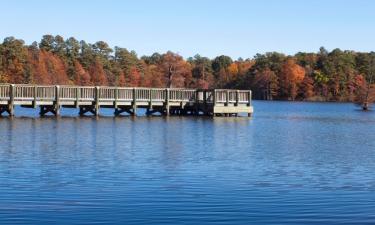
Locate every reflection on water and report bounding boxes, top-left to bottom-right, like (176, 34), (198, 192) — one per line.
(0, 101), (375, 224)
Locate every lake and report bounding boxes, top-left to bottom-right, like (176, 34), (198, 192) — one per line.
(0, 101), (375, 224)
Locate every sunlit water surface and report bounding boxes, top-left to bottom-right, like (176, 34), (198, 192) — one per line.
(1, 101), (375, 224)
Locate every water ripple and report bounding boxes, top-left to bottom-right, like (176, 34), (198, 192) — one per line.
(0, 102), (375, 224)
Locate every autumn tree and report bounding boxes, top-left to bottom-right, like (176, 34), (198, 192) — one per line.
(159, 51), (192, 88)
(142, 63), (164, 87)
(299, 76), (314, 100)
(117, 70), (126, 86)
(227, 63), (239, 82)
(280, 58), (305, 100)
(252, 68), (279, 100)
(1, 37), (27, 83)
(129, 67), (142, 86)
(29, 50), (69, 84)
(74, 60), (91, 85)
(89, 59), (108, 85)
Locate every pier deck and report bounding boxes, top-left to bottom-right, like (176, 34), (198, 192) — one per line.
(0, 84), (253, 117)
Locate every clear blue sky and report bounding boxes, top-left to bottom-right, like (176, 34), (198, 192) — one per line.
(1, 0), (374, 59)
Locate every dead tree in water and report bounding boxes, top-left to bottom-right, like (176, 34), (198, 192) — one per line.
(355, 54), (375, 110)
(355, 82), (375, 110)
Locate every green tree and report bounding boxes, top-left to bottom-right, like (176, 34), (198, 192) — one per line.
(188, 54), (214, 88)
(114, 47), (139, 72)
(53, 35), (66, 58)
(141, 53), (162, 65)
(79, 40), (95, 68)
(93, 41), (113, 59)
(65, 37), (80, 81)
(39, 34), (55, 52)
(212, 55), (233, 87)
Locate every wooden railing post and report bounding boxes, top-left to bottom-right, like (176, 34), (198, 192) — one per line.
(149, 89), (152, 109)
(55, 85), (60, 116)
(114, 87), (118, 108)
(194, 90), (199, 115)
(132, 87), (137, 116)
(165, 88), (170, 116)
(236, 90), (239, 106)
(248, 90), (252, 117)
(226, 90), (229, 106)
(8, 84), (15, 116)
(248, 90), (252, 106)
(75, 87), (80, 108)
(33, 85), (37, 108)
(213, 90), (216, 107)
(202, 90), (207, 115)
(203, 90), (206, 105)
(95, 86), (100, 116)
(213, 89), (217, 117)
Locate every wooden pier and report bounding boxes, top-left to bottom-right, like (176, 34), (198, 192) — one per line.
(0, 84), (253, 117)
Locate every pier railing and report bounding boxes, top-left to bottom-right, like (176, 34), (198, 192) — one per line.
(0, 84), (10, 100)
(0, 85), (251, 104)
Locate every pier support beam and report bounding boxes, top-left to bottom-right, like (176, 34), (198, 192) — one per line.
(0, 105), (13, 116)
(132, 104), (137, 116)
(146, 108), (162, 116)
(79, 105), (98, 116)
(114, 106), (134, 116)
(39, 105), (58, 116)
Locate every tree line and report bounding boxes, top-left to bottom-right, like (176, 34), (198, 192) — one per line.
(0, 35), (374, 104)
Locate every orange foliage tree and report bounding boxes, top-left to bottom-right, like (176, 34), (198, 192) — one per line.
(299, 76), (314, 100)
(159, 52), (192, 88)
(127, 66), (141, 87)
(89, 59), (108, 85)
(74, 60), (91, 85)
(252, 68), (279, 100)
(142, 64), (164, 87)
(280, 58), (305, 100)
(28, 50), (69, 85)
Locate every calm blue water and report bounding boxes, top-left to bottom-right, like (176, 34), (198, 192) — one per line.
(1, 101), (375, 224)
